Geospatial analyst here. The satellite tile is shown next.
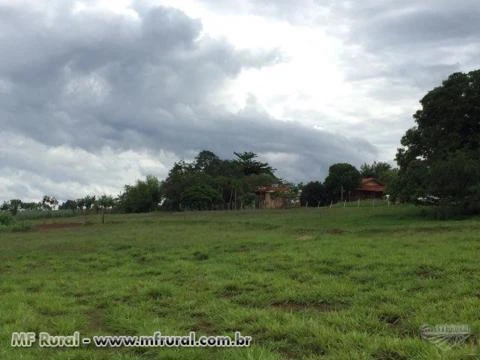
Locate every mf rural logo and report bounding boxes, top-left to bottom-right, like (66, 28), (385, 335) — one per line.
(420, 324), (474, 352)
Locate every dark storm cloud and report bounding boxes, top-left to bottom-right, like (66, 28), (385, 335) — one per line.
(338, 1), (480, 46)
(0, 1), (378, 200)
(333, 1), (480, 88)
(0, 2), (280, 149)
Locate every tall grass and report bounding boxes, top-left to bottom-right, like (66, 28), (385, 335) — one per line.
(0, 211), (14, 226)
(15, 209), (78, 220)
(0, 210), (32, 232)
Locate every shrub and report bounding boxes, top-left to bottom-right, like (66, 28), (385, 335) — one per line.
(0, 211), (14, 226)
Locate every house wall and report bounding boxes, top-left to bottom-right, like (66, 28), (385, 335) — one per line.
(256, 192), (288, 209)
(264, 193), (286, 209)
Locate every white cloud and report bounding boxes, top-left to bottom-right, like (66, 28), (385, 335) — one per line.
(0, 132), (177, 202)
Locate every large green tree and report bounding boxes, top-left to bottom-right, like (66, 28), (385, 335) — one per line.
(41, 195), (58, 211)
(59, 200), (79, 213)
(234, 152), (275, 176)
(395, 70), (480, 211)
(324, 163), (361, 202)
(1, 199), (22, 215)
(160, 150), (279, 211)
(119, 175), (162, 213)
(300, 181), (330, 207)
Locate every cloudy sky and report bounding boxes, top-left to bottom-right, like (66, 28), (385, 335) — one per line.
(1, 0), (479, 202)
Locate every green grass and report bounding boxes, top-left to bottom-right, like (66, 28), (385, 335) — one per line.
(1, 206), (480, 359)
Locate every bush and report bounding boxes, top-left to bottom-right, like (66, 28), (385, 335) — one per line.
(0, 211), (14, 226)
(15, 210), (77, 221)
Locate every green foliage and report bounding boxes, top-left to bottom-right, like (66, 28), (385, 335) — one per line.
(396, 69), (480, 212)
(161, 150), (279, 211)
(360, 161), (391, 178)
(0, 211), (14, 226)
(59, 199), (79, 212)
(233, 151), (275, 176)
(41, 195), (58, 211)
(20, 201), (42, 211)
(83, 195), (96, 210)
(182, 184), (222, 210)
(119, 175), (162, 213)
(300, 181), (330, 207)
(1, 199), (22, 215)
(194, 150), (221, 174)
(428, 151), (480, 213)
(15, 210), (79, 220)
(324, 163), (361, 201)
(96, 195), (115, 209)
(360, 161), (398, 191)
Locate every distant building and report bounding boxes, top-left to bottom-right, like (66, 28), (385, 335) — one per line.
(353, 177), (385, 199)
(255, 185), (296, 209)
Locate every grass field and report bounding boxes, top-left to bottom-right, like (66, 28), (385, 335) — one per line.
(1, 205), (480, 359)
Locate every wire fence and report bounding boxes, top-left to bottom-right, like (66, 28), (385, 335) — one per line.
(303, 198), (393, 209)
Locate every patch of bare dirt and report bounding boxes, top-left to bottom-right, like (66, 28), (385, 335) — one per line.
(37, 223), (83, 231)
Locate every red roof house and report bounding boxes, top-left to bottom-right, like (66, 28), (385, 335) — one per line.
(353, 177), (385, 199)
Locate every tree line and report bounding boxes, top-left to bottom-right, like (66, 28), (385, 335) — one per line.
(1, 157), (396, 215)
(138, 151), (282, 212)
(1, 194), (115, 216)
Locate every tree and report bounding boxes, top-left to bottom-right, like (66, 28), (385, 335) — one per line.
(160, 150), (278, 211)
(1, 199), (22, 215)
(300, 181), (329, 207)
(119, 175), (162, 213)
(83, 195), (96, 210)
(360, 162), (392, 180)
(96, 195), (115, 223)
(59, 200), (78, 213)
(21, 202), (41, 211)
(76, 198), (86, 211)
(324, 163), (361, 202)
(194, 150), (221, 174)
(42, 195), (58, 211)
(0, 201), (9, 211)
(395, 70), (480, 212)
(233, 152), (275, 176)
(182, 184), (222, 210)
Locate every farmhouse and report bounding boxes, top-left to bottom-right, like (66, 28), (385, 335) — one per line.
(353, 177), (385, 199)
(255, 185), (293, 209)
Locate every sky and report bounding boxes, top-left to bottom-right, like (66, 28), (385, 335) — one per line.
(1, 0), (479, 202)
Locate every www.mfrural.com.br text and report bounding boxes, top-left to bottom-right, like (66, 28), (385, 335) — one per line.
(11, 331), (252, 348)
